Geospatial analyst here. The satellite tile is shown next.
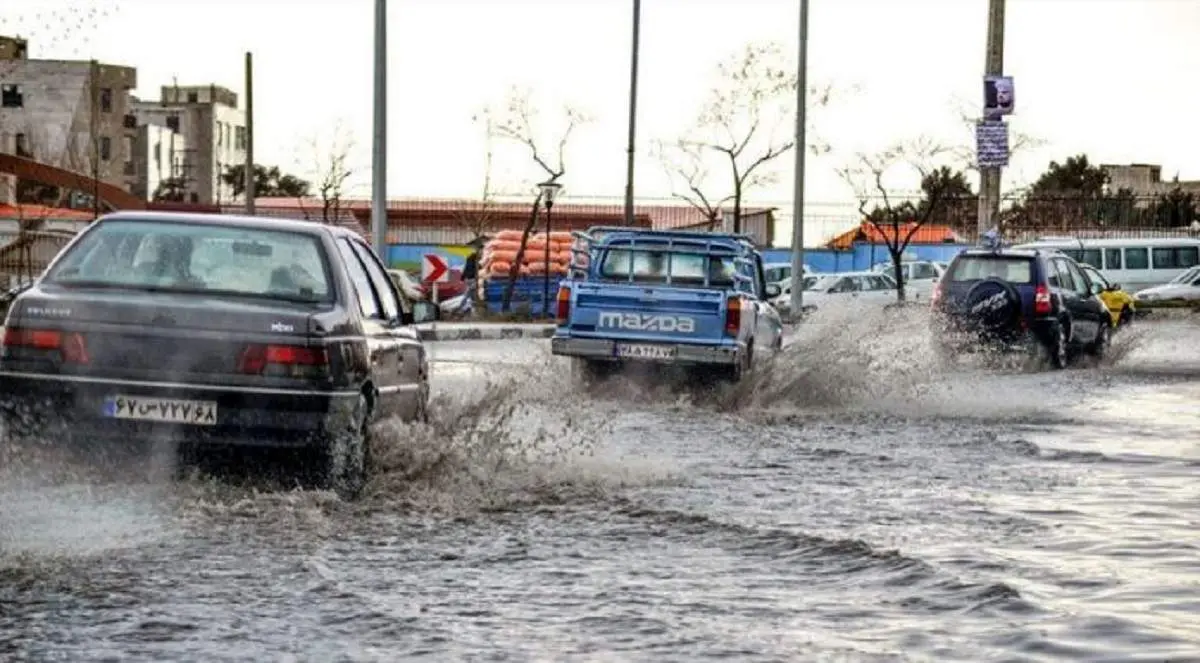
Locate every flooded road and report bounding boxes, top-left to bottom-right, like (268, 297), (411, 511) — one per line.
(2, 311), (1200, 661)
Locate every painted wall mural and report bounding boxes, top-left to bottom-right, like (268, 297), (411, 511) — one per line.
(386, 244), (475, 273)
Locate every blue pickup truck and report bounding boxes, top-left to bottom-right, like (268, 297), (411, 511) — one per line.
(550, 226), (785, 383)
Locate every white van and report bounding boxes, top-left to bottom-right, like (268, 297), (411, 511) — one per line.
(1011, 237), (1200, 292)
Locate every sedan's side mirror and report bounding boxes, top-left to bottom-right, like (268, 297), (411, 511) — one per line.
(764, 283), (782, 298)
(411, 301), (440, 323)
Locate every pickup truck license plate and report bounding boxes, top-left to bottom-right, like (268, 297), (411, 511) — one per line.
(615, 343), (677, 360)
(103, 396), (219, 426)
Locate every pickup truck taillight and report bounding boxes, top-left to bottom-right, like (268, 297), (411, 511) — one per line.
(555, 285), (571, 323)
(724, 296), (741, 336)
(1034, 284), (1052, 315)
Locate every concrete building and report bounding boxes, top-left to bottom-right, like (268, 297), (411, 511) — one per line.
(131, 84), (246, 204)
(1103, 163), (1200, 202)
(0, 35), (138, 206)
(129, 123), (190, 201)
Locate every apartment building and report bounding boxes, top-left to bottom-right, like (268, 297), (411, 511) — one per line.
(0, 35), (137, 206)
(129, 122), (191, 201)
(131, 84), (246, 204)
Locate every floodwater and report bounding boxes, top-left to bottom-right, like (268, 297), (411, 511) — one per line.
(2, 308), (1200, 662)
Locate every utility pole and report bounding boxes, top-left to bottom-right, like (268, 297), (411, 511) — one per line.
(243, 51), (255, 215)
(977, 0), (1006, 237)
(622, 0), (642, 227)
(787, 0), (809, 321)
(371, 0), (389, 258)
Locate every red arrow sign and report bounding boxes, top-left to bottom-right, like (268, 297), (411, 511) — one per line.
(422, 253), (449, 283)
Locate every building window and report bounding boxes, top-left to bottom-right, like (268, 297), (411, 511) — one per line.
(187, 91), (198, 103)
(166, 114), (180, 132)
(217, 122), (224, 147)
(123, 161), (136, 176)
(235, 126), (246, 150)
(1, 84), (22, 108)
(154, 141), (161, 165)
(100, 87), (113, 112)
(14, 132), (29, 157)
(99, 136), (112, 161)
(123, 113), (137, 129)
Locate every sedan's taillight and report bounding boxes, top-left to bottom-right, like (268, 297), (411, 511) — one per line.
(2, 327), (90, 364)
(238, 344), (327, 376)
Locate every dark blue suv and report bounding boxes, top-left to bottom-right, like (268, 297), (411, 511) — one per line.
(930, 246), (1111, 368)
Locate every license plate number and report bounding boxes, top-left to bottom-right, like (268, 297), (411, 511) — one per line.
(615, 343), (676, 360)
(103, 396), (218, 426)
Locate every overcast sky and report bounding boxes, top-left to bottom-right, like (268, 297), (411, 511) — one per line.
(5, 0), (1199, 219)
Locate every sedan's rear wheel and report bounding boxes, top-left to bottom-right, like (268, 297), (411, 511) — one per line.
(319, 393), (369, 500)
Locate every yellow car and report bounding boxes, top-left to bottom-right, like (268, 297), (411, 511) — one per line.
(1080, 264), (1136, 327)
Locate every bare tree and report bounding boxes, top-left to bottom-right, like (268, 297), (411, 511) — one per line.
(486, 86), (590, 313)
(836, 138), (957, 302)
(298, 123), (355, 224)
(656, 41), (836, 233)
(651, 139), (727, 228)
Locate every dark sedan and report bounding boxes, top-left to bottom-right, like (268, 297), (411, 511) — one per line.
(0, 211), (437, 499)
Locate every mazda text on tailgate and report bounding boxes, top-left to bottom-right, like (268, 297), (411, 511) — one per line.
(0, 211), (438, 499)
(550, 226), (784, 384)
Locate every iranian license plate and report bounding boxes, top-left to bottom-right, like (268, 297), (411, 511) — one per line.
(103, 396), (218, 426)
(615, 343), (677, 360)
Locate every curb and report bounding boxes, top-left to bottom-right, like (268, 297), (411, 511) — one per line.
(416, 324), (557, 342)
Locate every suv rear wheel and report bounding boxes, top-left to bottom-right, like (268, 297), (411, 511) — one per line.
(1040, 323), (1068, 369)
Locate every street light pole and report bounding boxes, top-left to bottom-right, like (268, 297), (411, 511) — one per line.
(370, 0), (388, 259)
(538, 180), (563, 318)
(623, 0), (642, 227)
(787, 0), (809, 321)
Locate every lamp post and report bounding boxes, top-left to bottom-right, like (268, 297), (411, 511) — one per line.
(538, 179), (563, 318)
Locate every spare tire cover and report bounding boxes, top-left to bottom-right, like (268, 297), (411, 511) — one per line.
(963, 277), (1022, 332)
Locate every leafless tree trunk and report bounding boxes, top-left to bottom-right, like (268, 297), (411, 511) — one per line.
(837, 138), (954, 303)
(483, 87), (589, 313)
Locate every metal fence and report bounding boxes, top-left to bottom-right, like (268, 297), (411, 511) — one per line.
(0, 230), (75, 288)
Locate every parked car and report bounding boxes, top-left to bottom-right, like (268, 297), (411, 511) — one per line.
(0, 211), (438, 499)
(1132, 265), (1200, 307)
(870, 260), (947, 299)
(767, 274), (819, 315)
(1078, 263), (1136, 326)
(763, 261), (811, 289)
(930, 245), (1110, 369)
(552, 226), (784, 384)
(798, 271), (898, 313)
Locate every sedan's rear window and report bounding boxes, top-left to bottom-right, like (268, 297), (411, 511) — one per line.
(946, 256), (1034, 284)
(44, 219), (332, 303)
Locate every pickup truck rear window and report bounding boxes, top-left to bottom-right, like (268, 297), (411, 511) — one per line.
(946, 255), (1034, 284)
(599, 248), (736, 287)
(44, 219), (333, 303)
